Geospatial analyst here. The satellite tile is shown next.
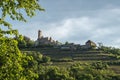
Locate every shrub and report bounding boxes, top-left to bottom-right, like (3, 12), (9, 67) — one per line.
(42, 56), (51, 63)
(91, 61), (109, 70)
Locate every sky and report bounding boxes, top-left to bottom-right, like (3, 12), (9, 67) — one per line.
(6, 0), (120, 47)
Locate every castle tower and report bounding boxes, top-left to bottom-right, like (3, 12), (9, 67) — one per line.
(49, 37), (52, 42)
(38, 30), (43, 40)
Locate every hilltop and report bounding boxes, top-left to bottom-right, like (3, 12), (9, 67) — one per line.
(17, 30), (120, 75)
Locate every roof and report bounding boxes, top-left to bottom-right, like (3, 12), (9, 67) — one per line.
(86, 40), (94, 43)
(86, 40), (96, 46)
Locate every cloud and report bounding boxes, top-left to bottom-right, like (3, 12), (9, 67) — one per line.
(13, 7), (120, 48)
(39, 8), (120, 47)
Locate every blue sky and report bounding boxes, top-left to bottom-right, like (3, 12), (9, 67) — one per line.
(7, 0), (120, 47)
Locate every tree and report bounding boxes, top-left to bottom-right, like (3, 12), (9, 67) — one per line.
(42, 56), (51, 63)
(65, 41), (69, 45)
(17, 36), (35, 48)
(0, 38), (24, 80)
(38, 66), (74, 80)
(0, 0), (44, 27)
(91, 61), (109, 70)
(0, 0), (44, 79)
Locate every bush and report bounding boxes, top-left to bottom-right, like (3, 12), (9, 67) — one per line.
(91, 61), (109, 70)
(111, 75), (120, 80)
(78, 74), (94, 80)
(107, 61), (120, 65)
(42, 56), (51, 63)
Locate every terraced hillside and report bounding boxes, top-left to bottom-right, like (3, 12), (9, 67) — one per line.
(22, 48), (120, 74)
(22, 48), (117, 61)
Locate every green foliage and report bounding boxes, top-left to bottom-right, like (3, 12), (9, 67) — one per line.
(0, 0), (44, 79)
(65, 41), (69, 45)
(111, 75), (120, 80)
(16, 36), (35, 48)
(94, 75), (104, 80)
(1, 0), (120, 80)
(38, 66), (74, 80)
(0, 37), (39, 80)
(26, 40), (34, 47)
(24, 51), (51, 64)
(18, 39), (27, 48)
(101, 46), (120, 55)
(78, 74), (94, 80)
(36, 44), (54, 48)
(0, 37), (24, 80)
(100, 46), (120, 60)
(91, 61), (109, 70)
(107, 61), (120, 65)
(0, 0), (44, 27)
(69, 63), (84, 79)
(42, 56), (51, 63)
(69, 63), (116, 80)
(22, 53), (39, 80)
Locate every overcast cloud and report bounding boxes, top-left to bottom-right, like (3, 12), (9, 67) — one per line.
(9, 0), (120, 48)
(42, 8), (120, 47)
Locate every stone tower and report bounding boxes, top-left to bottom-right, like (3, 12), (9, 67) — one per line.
(38, 30), (43, 40)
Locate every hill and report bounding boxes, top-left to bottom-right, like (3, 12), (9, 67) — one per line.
(21, 47), (120, 74)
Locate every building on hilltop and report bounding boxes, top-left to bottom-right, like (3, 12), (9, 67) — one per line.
(60, 42), (80, 51)
(38, 30), (43, 39)
(80, 40), (97, 49)
(34, 30), (97, 49)
(86, 40), (96, 48)
(35, 30), (61, 47)
(60, 40), (97, 51)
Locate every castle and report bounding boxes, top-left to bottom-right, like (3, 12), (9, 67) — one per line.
(35, 30), (59, 46)
(35, 30), (97, 49)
